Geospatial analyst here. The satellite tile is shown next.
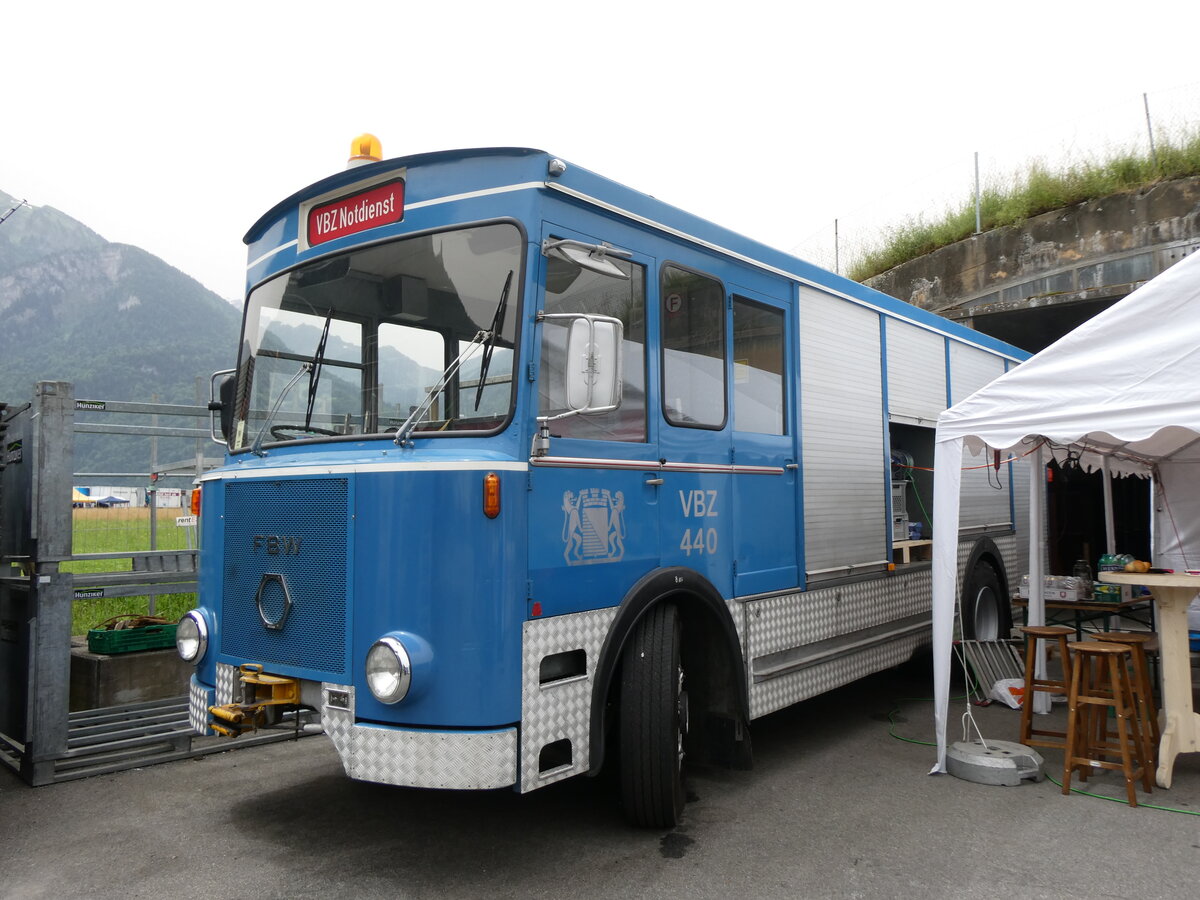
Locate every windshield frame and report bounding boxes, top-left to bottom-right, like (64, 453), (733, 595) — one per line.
(228, 218), (527, 454)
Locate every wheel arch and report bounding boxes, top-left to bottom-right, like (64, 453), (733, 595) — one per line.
(588, 566), (751, 776)
(962, 535), (1010, 599)
(961, 535), (1013, 639)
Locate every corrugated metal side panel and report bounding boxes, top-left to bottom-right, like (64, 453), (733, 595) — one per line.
(885, 318), (945, 423)
(949, 342), (1005, 404)
(950, 344), (1012, 528)
(799, 287), (886, 572)
(959, 443), (1013, 528)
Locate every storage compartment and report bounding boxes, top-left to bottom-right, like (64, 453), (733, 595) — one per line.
(889, 423), (934, 542)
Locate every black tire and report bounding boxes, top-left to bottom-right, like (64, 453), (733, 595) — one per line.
(619, 603), (687, 828)
(962, 560), (1009, 640)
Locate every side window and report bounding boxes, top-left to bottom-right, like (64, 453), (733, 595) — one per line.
(732, 297), (785, 435)
(539, 248), (647, 441)
(661, 265), (726, 428)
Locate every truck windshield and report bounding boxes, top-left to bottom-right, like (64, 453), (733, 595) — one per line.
(229, 223), (522, 450)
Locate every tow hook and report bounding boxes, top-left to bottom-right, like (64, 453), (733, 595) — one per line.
(208, 664), (300, 738)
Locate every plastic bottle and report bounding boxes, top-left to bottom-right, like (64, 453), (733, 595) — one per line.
(1098, 553), (1120, 574)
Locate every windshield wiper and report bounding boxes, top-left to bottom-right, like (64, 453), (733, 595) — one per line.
(249, 310), (333, 457)
(304, 311), (333, 431)
(393, 330), (490, 447)
(474, 269), (513, 411)
(249, 363), (311, 457)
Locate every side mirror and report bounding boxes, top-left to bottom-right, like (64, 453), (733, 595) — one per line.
(531, 313), (624, 458)
(209, 370), (236, 445)
(565, 316), (622, 413)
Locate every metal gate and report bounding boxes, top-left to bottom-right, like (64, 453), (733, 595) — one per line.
(1, 381), (311, 785)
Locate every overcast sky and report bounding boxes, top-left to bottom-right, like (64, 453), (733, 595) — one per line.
(4, 1), (1198, 303)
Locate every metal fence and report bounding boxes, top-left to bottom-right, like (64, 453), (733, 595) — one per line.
(0, 381), (305, 785)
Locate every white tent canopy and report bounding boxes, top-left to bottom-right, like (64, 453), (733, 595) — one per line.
(931, 248), (1200, 772)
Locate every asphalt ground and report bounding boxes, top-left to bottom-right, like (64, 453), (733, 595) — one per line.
(1, 655), (1197, 900)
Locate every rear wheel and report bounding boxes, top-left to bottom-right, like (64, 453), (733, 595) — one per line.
(962, 560), (1008, 640)
(619, 603), (687, 828)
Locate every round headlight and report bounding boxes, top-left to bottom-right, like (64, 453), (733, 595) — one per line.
(365, 637), (412, 704)
(176, 610), (208, 663)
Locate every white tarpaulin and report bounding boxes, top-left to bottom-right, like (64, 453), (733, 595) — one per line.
(931, 248), (1200, 772)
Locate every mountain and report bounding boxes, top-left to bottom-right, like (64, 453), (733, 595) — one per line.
(0, 189), (242, 477)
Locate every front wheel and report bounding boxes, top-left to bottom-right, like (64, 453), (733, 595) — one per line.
(619, 603), (687, 828)
(962, 560), (1009, 640)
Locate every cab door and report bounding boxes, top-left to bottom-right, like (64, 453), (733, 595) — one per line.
(526, 223), (658, 618)
(728, 289), (800, 595)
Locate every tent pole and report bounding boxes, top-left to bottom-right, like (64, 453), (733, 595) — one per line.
(1102, 456), (1116, 555)
(930, 436), (964, 774)
(1028, 444), (1050, 714)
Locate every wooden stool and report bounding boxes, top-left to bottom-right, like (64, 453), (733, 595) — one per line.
(1090, 631), (1161, 766)
(1017, 625), (1075, 749)
(1062, 641), (1152, 806)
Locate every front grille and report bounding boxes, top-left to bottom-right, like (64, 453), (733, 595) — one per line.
(221, 478), (350, 681)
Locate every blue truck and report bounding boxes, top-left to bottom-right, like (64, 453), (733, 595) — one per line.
(177, 137), (1029, 826)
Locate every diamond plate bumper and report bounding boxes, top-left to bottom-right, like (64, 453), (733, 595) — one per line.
(321, 685), (518, 790)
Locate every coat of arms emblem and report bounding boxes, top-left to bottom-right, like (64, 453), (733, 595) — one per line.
(561, 488), (626, 565)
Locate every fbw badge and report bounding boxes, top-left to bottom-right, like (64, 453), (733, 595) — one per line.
(561, 488), (626, 565)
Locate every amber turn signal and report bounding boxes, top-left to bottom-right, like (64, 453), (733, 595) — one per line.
(483, 472), (501, 519)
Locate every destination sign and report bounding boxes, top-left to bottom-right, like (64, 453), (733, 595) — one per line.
(307, 179), (404, 247)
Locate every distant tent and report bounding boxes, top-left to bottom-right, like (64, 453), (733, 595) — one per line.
(95, 496), (131, 507)
(72, 488), (96, 507)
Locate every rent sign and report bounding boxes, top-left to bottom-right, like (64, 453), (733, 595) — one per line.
(307, 179), (404, 246)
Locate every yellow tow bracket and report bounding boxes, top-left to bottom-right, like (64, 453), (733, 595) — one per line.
(208, 663), (301, 738)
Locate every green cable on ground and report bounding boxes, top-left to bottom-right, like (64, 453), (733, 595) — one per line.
(885, 689), (1199, 817)
(888, 699), (937, 746)
(885, 684), (976, 747)
(1044, 771), (1199, 815)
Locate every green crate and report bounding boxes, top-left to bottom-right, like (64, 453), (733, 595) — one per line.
(87, 622), (178, 654)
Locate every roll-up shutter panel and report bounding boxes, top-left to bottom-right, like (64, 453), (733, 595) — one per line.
(799, 287), (886, 576)
(950, 343), (1012, 528)
(885, 318), (946, 425)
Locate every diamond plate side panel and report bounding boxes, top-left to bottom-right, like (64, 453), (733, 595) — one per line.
(321, 683), (354, 775)
(840, 570), (931, 633)
(188, 677), (214, 735)
(956, 539), (972, 576)
(750, 632), (926, 718)
(726, 596), (746, 645)
(215, 662), (237, 705)
(746, 571), (932, 719)
(520, 607), (616, 792)
(319, 683), (517, 788)
(746, 571), (932, 664)
(745, 590), (833, 658)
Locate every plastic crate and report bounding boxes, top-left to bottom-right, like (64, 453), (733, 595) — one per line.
(87, 622), (178, 655)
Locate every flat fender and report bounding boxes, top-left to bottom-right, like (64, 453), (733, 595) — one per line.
(588, 566), (749, 775)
